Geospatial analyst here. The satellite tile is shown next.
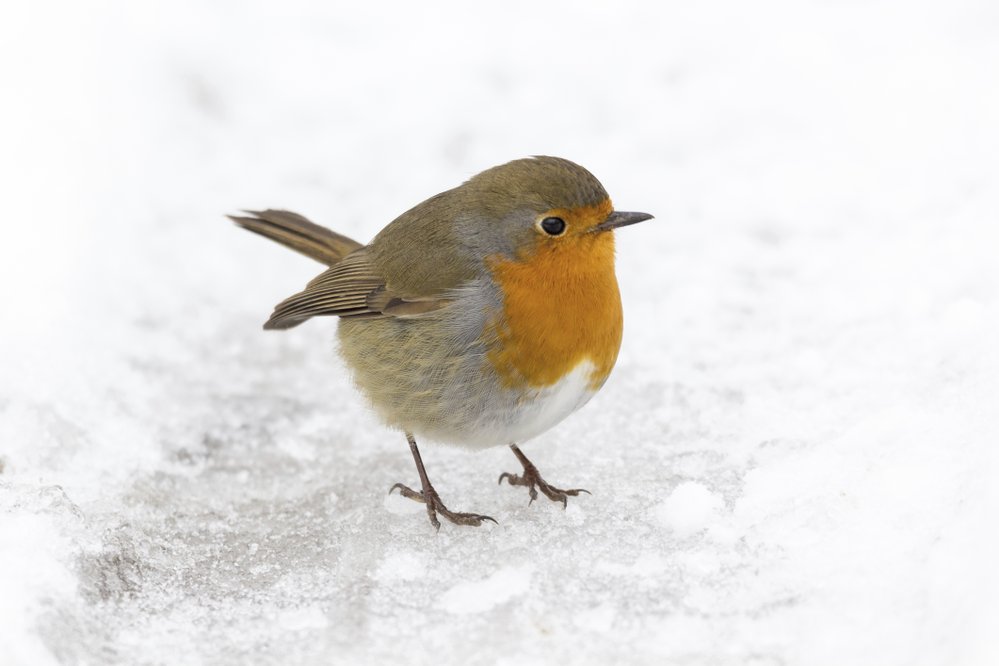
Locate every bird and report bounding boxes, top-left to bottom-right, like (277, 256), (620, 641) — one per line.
(230, 156), (652, 530)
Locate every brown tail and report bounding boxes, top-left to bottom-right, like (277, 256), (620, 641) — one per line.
(228, 209), (363, 266)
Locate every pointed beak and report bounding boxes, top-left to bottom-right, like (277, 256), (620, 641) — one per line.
(593, 210), (654, 232)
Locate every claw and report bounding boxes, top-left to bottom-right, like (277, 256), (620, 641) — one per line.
(499, 444), (590, 510)
(390, 479), (496, 528)
(396, 432), (496, 530)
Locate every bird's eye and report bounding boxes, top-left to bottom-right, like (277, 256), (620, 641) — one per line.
(539, 217), (566, 236)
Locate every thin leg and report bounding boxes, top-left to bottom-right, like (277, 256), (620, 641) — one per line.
(390, 432), (496, 530)
(498, 443), (590, 508)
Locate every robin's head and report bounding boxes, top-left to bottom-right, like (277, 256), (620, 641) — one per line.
(459, 157), (651, 390)
(367, 156), (652, 300)
(456, 156), (652, 261)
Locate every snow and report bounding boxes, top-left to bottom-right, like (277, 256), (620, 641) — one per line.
(1, 0), (998, 664)
(438, 566), (533, 615)
(651, 482), (724, 536)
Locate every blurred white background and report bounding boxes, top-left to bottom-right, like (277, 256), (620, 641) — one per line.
(1, 1), (997, 664)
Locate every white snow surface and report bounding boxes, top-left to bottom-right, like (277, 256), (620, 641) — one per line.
(2, 1), (998, 664)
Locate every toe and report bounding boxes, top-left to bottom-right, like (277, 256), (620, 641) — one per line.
(444, 511), (497, 527)
(390, 483), (426, 503)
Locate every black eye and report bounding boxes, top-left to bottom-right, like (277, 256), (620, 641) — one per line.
(540, 217), (566, 236)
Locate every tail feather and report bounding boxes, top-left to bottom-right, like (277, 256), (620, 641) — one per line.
(228, 209), (363, 266)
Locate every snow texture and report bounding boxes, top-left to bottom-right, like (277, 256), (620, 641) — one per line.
(2, 1), (998, 664)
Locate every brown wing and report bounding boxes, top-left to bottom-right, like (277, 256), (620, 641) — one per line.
(264, 249), (447, 329)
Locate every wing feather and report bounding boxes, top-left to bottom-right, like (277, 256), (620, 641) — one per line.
(263, 249), (448, 329)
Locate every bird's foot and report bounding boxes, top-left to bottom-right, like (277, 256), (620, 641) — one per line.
(498, 445), (590, 508)
(390, 482), (496, 531)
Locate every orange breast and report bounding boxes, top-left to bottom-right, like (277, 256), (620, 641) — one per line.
(486, 229), (623, 391)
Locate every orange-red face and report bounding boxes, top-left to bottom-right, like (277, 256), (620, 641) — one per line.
(485, 198), (627, 391)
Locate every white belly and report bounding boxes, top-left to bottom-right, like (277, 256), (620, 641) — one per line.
(414, 360), (600, 449)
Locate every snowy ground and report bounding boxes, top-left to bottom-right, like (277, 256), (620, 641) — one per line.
(2, 1), (998, 664)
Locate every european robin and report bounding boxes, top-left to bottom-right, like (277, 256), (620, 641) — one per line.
(230, 156), (652, 530)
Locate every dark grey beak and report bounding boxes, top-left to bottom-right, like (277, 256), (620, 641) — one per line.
(594, 210), (654, 232)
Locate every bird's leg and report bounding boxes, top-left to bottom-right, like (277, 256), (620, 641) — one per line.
(390, 432), (496, 530)
(498, 443), (590, 508)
